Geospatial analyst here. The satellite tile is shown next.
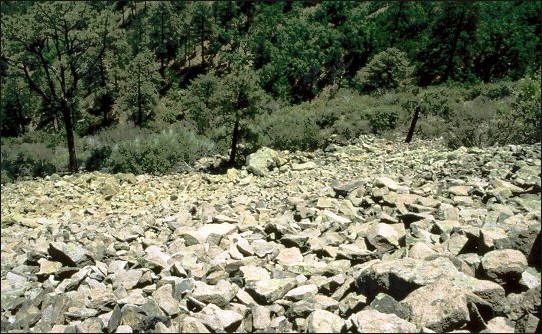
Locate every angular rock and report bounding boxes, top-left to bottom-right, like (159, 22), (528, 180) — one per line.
(191, 280), (237, 308)
(349, 309), (416, 333)
(367, 223), (400, 252)
(152, 284), (180, 316)
(246, 278), (297, 304)
(369, 293), (410, 320)
(276, 247), (303, 265)
(481, 249), (528, 286)
(483, 317), (514, 333)
(292, 162), (317, 171)
(48, 242), (91, 266)
(356, 257), (460, 299)
(307, 309), (345, 333)
(37, 259), (63, 276)
(246, 147), (281, 176)
(402, 280), (470, 332)
(195, 304), (243, 332)
(251, 305), (271, 330)
(180, 316), (210, 333)
(239, 265), (271, 282)
(283, 284), (318, 301)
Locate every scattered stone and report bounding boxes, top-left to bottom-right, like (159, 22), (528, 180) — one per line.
(191, 280), (238, 308)
(247, 278), (297, 304)
(481, 249), (528, 285)
(369, 293), (410, 320)
(195, 304), (243, 332)
(349, 309), (417, 333)
(482, 317), (514, 333)
(402, 280), (470, 332)
(37, 259), (63, 276)
(246, 147), (281, 176)
(48, 242), (91, 266)
(283, 284), (318, 301)
(307, 309), (345, 333)
(292, 162), (317, 171)
(367, 223), (400, 252)
(152, 284), (180, 316)
(276, 247), (303, 265)
(1, 136), (539, 333)
(251, 305), (271, 330)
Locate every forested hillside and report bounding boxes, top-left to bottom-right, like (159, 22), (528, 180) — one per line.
(1, 1), (540, 182)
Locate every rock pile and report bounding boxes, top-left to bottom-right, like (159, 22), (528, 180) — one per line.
(1, 135), (540, 333)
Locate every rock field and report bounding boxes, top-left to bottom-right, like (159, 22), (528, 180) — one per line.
(1, 135), (540, 333)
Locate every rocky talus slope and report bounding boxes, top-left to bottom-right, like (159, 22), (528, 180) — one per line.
(1, 135), (540, 333)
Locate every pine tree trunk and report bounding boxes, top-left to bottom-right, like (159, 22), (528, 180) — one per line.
(405, 106), (420, 143)
(160, 8), (165, 77)
(229, 117), (240, 165)
(200, 21), (205, 66)
(137, 73), (142, 126)
(444, 10), (465, 82)
(61, 100), (78, 173)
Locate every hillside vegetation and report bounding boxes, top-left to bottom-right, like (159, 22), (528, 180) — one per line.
(1, 1), (541, 183)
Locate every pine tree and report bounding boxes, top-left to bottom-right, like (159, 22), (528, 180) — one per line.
(113, 49), (160, 127)
(2, 2), (101, 172)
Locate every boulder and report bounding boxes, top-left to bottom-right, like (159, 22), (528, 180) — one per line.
(481, 249), (528, 286)
(349, 309), (417, 333)
(402, 280), (471, 332)
(246, 147), (281, 176)
(246, 278), (297, 304)
(307, 309), (345, 333)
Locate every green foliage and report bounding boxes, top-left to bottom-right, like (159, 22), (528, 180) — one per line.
(85, 146), (112, 172)
(179, 73), (221, 134)
(366, 105), (400, 134)
(179, 66), (268, 162)
(416, 2), (480, 84)
(440, 97), (501, 148)
(1, 142), (59, 181)
(255, 89), (395, 150)
(256, 106), (324, 151)
(354, 48), (414, 93)
(250, 8), (343, 103)
(413, 76), (541, 148)
(113, 49), (161, 126)
(499, 76), (541, 144)
(107, 127), (216, 174)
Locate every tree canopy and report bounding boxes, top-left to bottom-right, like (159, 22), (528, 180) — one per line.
(1, 1), (540, 171)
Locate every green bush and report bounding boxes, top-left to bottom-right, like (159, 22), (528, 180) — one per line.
(329, 112), (372, 141)
(85, 146), (112, 172)
(354, 48), (414, 93)
(467, 81), (514, 100)
(418, 87), (466, 119)
(1, 142), (59, 181)
(256, 107), (324, 151)
(107, 127), (216, 174)
(366, 105), (400, 134)
(440, 97), (500, 148)
(1, 169), (13, 185)
(496, 76), (541, 144)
